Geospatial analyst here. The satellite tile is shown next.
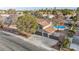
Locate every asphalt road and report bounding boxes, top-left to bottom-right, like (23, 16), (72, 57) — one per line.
(0, 31), (31, 51)
(0, 31), (55, 51)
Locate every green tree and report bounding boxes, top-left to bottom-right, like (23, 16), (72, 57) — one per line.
(34, 11), (42, 18)
(7, 9), (16, 14)
(62, 9), (74, 15)
(23, 10), (30, 14)
(16, 14), (38, 34)
(76, 7), (79, 21)
(52, 10), (57, 15)
(76, 7), (79, 12)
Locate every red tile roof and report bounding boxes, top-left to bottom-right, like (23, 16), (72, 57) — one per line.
(37, 18), (56, 34)
(37, 19), (51, 27)
(44, 27), (56, 33)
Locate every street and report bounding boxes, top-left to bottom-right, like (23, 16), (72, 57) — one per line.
(0, 31), (57, 51)
(0, 31), (31, 51)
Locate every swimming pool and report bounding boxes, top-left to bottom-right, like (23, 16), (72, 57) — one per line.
(53, 26), (65, 30)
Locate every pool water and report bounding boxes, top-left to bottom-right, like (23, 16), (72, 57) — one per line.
(54, 26), (65, 29)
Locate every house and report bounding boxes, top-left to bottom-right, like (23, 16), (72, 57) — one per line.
(36, 17), (66, 37)
(36, 19), (56, 37)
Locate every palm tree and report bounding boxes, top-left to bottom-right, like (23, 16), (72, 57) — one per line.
(65, 16), (76, 47)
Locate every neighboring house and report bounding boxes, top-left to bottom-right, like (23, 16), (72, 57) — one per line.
(42, 14), (47, 17)
(48, 14), (55, 19)
(9, 14), (18, 25)
(64, 16), (73, 26)
(42, 14), (48, 19)
(0, 14), (18, 27)
(0, 14), (10, 25)
(65, 15), (72, 19)
(4, 16), (12, 25)
(42, 14), (55, 19)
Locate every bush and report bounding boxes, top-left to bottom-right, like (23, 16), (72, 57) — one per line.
(62, 38), (70, 48)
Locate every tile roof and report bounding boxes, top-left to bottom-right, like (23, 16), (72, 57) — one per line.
(37, 19), (51, 27)
(37, 19), (56, 34)
(44, 27), (56, 33)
